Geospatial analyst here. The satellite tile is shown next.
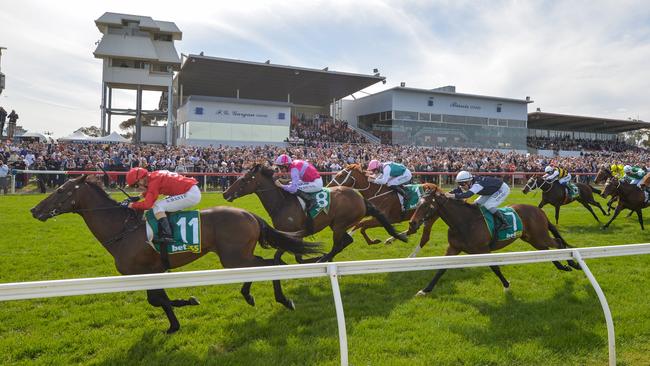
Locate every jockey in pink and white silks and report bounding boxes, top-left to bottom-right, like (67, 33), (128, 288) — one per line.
(274, 154), (323, 213)
(366, 159), (413, 200)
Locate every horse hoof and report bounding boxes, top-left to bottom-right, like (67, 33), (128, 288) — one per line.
(384, 237), (395, 245)
(370, 239), (381, 245)
(244, 295), (255, 307)
(503, 285), (511, 293)
(397, 234), (408, 242)
(283, 299), (296, 310)
(166, 326), (179, 334)
(189, 296), (200, 306)
(415, 290), (429, 297)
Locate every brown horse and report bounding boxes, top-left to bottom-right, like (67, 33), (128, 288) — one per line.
(601, 177), (648, 230)
(408, 190), (580, 295)
(328, 163), (439, 257)
(522, 175), (606, 224)
(30, 174), (322, 334)
(223, 164), (407, 263)
(594, 166), (620, 214)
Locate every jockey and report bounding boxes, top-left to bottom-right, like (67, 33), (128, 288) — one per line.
(623, 165), (646, 186)
(451, 171), (511, 231)
(124, 167), (201, 244)
(273, 154), (323, 215)
(543, 165), (571, 187)
(366, 159), (412, 199)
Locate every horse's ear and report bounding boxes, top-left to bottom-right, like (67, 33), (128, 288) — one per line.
(76, 174), (88, 183)
(86, 174), (100, 184)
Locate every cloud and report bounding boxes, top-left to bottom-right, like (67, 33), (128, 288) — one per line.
(0, 0), (649, 137)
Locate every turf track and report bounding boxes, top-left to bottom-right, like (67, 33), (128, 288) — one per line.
(1, 190), (650, 365)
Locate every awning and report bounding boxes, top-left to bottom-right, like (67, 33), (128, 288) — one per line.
(176, 55), (385, 106)
(528, 112), (650, 133)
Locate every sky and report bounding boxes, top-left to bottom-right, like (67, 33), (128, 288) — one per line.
(0, 0), (649, 137)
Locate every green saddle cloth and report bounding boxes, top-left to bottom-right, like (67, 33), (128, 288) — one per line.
(479, 206), (523, 241)
(404, 184), (424, 210)
(305, 188), (331, 219)
(566, 183), (580, 200)
(145, 210), (201, 254)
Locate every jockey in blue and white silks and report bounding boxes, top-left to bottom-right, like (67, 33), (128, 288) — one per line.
(452, 171), (511, 230)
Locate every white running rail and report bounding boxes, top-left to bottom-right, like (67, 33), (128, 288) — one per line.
(3, 243), (650, 366)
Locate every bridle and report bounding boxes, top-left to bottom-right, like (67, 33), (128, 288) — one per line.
(524, 176), (553, 193)
(331, 167), (371, 191)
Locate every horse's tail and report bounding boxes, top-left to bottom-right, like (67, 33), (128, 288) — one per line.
(548, 221), (572, 249)
(589, 185), (602, 195)
(253, 215), (322, 255)
(364, 199), (408, 242)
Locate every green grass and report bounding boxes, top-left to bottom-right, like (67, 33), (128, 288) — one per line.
(2, 190), (650, 365)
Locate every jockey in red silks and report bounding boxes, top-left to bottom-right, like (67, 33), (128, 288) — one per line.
(274, 154), (323, 231)
(124, 167), (201, 244)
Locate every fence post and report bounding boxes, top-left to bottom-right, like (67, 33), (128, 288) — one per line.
(203, 175), (207, 193)
(10, 174), (15, 194)
(511, 173), (515, 187)
(573, 250), (616, 366)
(327, 264), (348, 366)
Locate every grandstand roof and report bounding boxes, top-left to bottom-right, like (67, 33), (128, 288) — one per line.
(176, 55), (385, 106)
(527, 112), (650, 133)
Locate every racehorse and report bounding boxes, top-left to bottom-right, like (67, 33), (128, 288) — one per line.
(594, 166), (619, 214)
(522, 175), (606, 224)
(328, 163), (440, 257)
(31, 174), (322, 334)
(601, 177), (648, 230)
(222, 164), (407, 262)
(408, 190), (580, 295)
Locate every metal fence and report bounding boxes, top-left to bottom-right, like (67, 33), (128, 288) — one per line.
(2, 243), (650, 366)
(2, 170), (599, 195)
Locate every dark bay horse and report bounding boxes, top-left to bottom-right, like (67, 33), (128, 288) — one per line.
(601, 177), (648, 230)
(594, 166), (620, 214)
(31, 174), (322, 334)
(522, 175), (606, 224)
(223, 164), (407, 262)
(328, 164), (440, 257)
(408, 190), (580, 295)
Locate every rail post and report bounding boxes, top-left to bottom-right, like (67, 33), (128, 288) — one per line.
(328, 263), (348, 366)
(203, 175), (207, 193)
(10, 174), (15, 194)
(573, 250), (616, 366)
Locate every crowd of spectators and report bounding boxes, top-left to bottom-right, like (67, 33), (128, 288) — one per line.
(289, 116), (367, 144)
(2, 139), (650, 193)
(527, 135), (640, 152)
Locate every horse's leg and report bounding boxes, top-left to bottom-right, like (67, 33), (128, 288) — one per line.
(489, 265), (510, 290)
(588, 197), (608, 216)
(360, 221), (382, 245)
(579, 200), (601, 223)
(538, 200), (546, 209)
(147, 289), (181, 334)
(409, 218), (434, 258)
(240, 282), (255, 306)
(170, 297), (200, 307)
(607, 197), (617, 215)
(554, 205), (560, 225)
(238, 255), (294, 309)
(317, 227), (354, 263)
(416, 246), (460, 296)
(636, 209), (644, 230)
(602, 204), (623, 229)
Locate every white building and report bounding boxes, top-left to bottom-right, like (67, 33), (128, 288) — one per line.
(93, 12), (182, 144)
(343, 86), (531, 149)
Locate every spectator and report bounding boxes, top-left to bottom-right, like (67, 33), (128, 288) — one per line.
(0, 107), (7, 138)
(0, 159), (8, 194)
(7, 109), (18, 138)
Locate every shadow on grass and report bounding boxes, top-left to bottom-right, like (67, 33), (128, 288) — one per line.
(96, 330), (203, 366)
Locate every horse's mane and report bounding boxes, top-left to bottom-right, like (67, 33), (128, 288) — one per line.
(251, 163), (276, 179)
(86, 179), (119, 205)
(345, 163), (362, 171)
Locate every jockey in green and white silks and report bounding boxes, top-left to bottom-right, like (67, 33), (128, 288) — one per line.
(543, 165), (571, 186)
(367, 160), (412, 199)
(623, 165), (646, 186)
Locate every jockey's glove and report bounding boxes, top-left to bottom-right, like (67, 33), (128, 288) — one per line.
(127, 196), (140, 202)
(120, 200), (131, 208)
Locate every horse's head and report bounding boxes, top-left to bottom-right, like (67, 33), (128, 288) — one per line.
(223, 164), (274, 202)
(595, 166), (612, 184)
(522, 175), (539, 194)
(601, 177), (619, 198)
(408, 188), (442, 232)
(640, 173), (650, 188)
(327, 164), (368, 188)
(31, 175), (96, 221)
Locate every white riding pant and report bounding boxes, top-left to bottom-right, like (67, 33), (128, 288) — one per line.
(629, 178), (642, 186)
(559, 174), (572, 185)
(297, 177), (323, 193)
(474, 183), (510, 213)
(386, 170), (412, 186)
(152, 185), (202, 215)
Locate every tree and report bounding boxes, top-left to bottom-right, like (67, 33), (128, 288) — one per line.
(119, 116), (157, 132)
(75, 125), (102, 137)
(622, 128), (650, 148)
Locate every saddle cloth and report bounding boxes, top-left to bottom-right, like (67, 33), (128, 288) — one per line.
(297, 188), (331, 218)
(479, 206), (523, 241)
(144, 210), (201, 254)
(395, 184), (425, 211)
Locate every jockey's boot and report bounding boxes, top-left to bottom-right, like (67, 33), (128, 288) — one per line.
(493, 210), (512, 232)
(390, 185), (409, 200)
(296, 190), (316, 234)
(156, 216), (176, 244)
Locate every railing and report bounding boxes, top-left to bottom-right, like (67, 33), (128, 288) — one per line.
(3, 170), (598, 194)
(2, 243), (649, 365)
